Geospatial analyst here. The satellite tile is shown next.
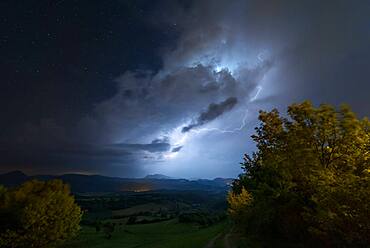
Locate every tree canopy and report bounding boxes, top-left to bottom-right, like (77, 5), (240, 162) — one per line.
(0, 180), (82, 248)
(229, 101), (370, 247)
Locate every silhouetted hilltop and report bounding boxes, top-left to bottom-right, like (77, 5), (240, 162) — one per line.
(144, 174), (173, 179)
(0, 170), (28, 187)
(0, 171), (232, 193)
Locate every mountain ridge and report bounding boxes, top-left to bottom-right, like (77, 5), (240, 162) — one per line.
(144, 174), (173, 180)
(0, 171), (234, 193)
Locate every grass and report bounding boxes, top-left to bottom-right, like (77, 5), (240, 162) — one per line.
(60, 219), (227, 248)
(111, 203), (166, 216)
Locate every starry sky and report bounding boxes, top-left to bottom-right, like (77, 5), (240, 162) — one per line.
(1, 0), (370, 178)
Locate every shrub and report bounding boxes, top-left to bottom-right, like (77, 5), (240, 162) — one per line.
(0, 180), (82, 247)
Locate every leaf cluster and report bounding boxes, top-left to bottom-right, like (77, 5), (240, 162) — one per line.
(0, 180), (82, 248)
(230, 101), (370, 247)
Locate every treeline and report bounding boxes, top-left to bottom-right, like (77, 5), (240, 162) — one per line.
(179, 211), (227, 226)
(77, 190), (226, 213)
(229, 101), (370, 247)
(0, 180), (82, 247)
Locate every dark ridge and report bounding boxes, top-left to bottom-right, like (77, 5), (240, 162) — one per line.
(0, 170), (28, 187)
(0, 171), (233, 193)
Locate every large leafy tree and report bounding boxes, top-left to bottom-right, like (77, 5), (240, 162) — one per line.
(229, 101), (370, 246)
(0, 180), (82, 248)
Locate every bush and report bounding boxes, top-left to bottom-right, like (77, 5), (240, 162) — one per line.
(0, 180), (82, 247)
(229, 101), (370, 247)
(178, 211), (225, 226)
(102, 222), (115, 239)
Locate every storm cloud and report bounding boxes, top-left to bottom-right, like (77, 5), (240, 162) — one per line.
(182, 97), (238, 133)
(1, 0), (369, 178)
(78, 0), (370, 178)
(110, 140), (171, 153)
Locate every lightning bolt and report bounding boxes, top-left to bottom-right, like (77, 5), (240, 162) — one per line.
(189, 85), (261, 135)
(189, 109), (249, 134)
(250, 86), (262, 102)
(164, 85), (262, 160)
(164, 109), (249, 160)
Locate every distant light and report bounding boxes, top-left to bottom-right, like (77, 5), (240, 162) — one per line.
(215, 65), (223, 72)
(162, 125), (190, 160)
(163, 152), (178, 160)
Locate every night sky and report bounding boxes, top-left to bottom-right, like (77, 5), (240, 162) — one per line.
(1, 0), (370, 178)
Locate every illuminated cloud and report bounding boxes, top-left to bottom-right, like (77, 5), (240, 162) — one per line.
(2, 0), (369, 178)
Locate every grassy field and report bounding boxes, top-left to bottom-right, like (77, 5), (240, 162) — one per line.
(60, 219), (227, 248)
(111, 203), (168, 217)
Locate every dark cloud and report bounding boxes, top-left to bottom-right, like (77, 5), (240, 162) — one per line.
(0, 143), (138, 176)
(182, 97), (238, 133)
(75, 61), (267, 145)
(0, 139), (171, 176)
(2, 0), (369, 178)
(171, 146), (183, 153)
(110, 140), (171, 153)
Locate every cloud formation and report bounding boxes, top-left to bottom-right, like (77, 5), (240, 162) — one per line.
(75, 0), (370, 178)
(182, 97), (238, 133)
(1, 0), (369, 178)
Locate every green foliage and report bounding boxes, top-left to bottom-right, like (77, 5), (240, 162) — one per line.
(102, 222), (115, 239)
(0, 180), (82, 248)
(178, 211), (226, 226)
(0, 185), (6, 196)
(227, 187), (253, 225)
(94, 221), (102, 233)
(230, 101), (370, 247)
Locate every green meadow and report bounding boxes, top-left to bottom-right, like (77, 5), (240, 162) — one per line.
(60, 219), (227, 248)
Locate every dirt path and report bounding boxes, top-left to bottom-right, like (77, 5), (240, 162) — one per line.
(204, 232), (223, 248)
(223, 232), (232, 248)
(204, 225), (234, 248)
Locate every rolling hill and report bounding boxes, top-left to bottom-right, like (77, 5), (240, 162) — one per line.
(0, 171), (233, 193)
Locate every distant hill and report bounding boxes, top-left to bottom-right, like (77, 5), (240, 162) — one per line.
(144, 174), (173, 179)
(0, 171), (233, 193)
(0, 170), (28, 187)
